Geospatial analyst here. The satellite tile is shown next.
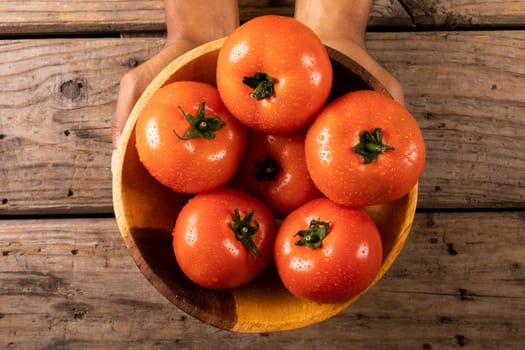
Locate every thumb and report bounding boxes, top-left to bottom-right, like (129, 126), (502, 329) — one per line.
(112, 71), (145, 151)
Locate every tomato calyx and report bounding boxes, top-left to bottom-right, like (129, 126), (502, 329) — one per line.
(230, 208), (262, 260)
(254, 155), (280, 181)
(294, 219), (330, 249)
(353, 128), (394, 164)
(174, 102), (225, 140)
(242, 72), (276, 100)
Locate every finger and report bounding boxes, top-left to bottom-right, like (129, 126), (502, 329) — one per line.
(379, 70), (405, 106)
(112, 41), (207, 151)
(111, 45), (186, 150)
(112, 72), (142, 150)
(111, 72), (145, 174)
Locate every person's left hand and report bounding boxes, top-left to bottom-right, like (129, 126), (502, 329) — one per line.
(322, 37), (405, 105)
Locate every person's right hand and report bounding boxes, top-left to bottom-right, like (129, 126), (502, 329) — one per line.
(111, 40), (202, 171)
(112, 40), (200, 149)
(111, 0), (240, 172)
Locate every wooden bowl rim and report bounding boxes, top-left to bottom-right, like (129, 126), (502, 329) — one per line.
(112, 37), (416, 333)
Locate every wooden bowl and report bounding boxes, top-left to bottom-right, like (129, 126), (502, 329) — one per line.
(112, 37), (418, 333)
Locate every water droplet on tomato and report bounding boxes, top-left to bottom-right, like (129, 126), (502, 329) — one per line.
(229, 40), (249, 63)
(145, 118), (160, 149)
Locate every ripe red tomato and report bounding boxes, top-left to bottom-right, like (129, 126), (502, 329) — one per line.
(216, 15), (333, 134)
(232, 129), (322, 219)
(305, 90), (426, 206)
(135, 81), (246, 193)
(172, 187), (277, 290)
(274, 197), (383, 303)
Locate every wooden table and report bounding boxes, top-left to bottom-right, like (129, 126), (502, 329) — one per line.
(1, 1), (524, 348)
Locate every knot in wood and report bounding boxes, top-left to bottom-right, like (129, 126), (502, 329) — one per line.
(128, 58), (139, 67)
(60, 79), (83, 100)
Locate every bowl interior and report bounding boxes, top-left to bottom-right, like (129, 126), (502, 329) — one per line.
(112, 37), (417, 333)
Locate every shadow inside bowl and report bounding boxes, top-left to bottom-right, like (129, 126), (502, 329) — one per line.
(120, 130), (239, 330)
(130, 226), (238, 329)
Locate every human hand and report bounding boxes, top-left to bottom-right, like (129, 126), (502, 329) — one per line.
(294, 0), (404, 104)
(111, 40), (206, 172)
(111, 0), (239, 171)
(320, 38), (405, 104)
(112, 40), (202, 166)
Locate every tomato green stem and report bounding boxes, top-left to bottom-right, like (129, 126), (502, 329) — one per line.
(254, 155), (280, 181)
(174, 102), (225, 140)
(295, 219), (330, 249)
(230, 208), (262, 260)
(243, 72), (276, 100)
(353, 128), (394, 164)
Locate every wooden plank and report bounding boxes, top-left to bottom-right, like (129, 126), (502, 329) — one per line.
(1, 212), (523, 348)
(369, 0), (414, 28)
(1, 31), (524, 215)
(365, 30), (525, 209)
(0, 0), (411, 35)
(2, 0), (525, 35)
(399, 0), (525, 28)
(3, 0), (525, 35)
(0, 37), (165, 215)
(240, 0), (413, 28)
(0, 0), (165, 35)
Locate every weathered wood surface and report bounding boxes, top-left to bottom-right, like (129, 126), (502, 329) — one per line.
(2, 0), (525, 35)
(1, 212), (523, 349)
(398, 0), (525, 28)
(0, 37), (164, 215)
(1, 0), (524, 347)
(0, 0), (411, 35)
(1, 31), (524, 215)
(368, 30), (525, 209)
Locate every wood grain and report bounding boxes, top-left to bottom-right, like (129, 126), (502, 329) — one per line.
(2, 0), (525, 35)
(0, 37), (164, 215)
(239, 0), (413, 28)
(0, 0), (165, 35)
(0, 0), (410, 35)
(1, 0), (522, 348)
(1, 31), (523, 215)
(399, 0), (525, 28)
(366, 31), (525, 208)
(1, 212), (523, 348)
